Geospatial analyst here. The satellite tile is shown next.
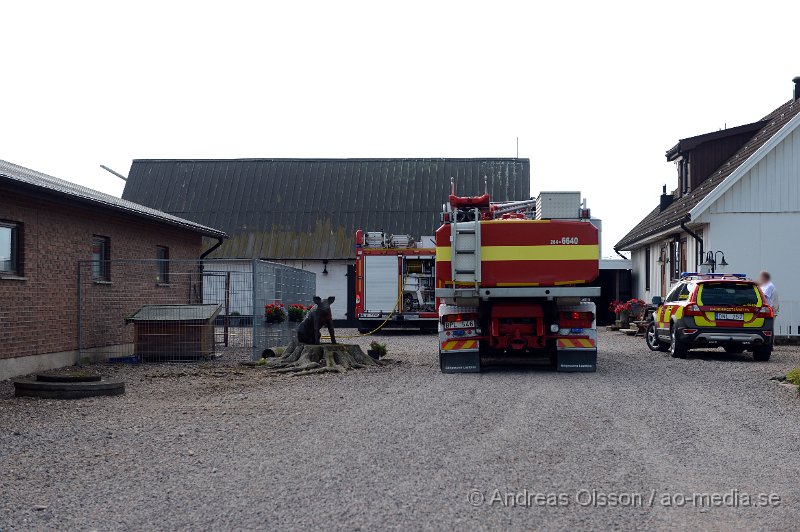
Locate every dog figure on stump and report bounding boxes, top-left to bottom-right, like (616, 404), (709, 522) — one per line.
(297, 296), (336, 344)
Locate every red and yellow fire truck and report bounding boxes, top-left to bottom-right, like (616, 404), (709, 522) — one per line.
(435, 184), (600, 372)
(354, 230), (438, 332)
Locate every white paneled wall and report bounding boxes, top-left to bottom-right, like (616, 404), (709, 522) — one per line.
(273, 260), (350, 320)
(701, 213), (799, 335)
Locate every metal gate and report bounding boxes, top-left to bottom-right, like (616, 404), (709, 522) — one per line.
(78, 259), (315, 362)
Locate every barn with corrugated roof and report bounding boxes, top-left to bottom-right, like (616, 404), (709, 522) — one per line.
(122, 158), (530, 320)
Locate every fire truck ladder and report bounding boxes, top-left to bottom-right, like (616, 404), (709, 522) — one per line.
(451, 209), (481, 290)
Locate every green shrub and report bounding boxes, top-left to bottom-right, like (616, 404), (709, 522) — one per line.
(785, 368), (800, 385)
(369, 340), (387, 359)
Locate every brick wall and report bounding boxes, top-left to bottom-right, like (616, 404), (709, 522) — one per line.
(0, 185), (205, 360)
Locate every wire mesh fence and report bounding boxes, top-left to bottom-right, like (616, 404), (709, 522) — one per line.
(78, 259), (316, 363)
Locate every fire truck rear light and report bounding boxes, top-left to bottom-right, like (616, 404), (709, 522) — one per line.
(757, 306), (774, 318)
(559, 311), (593, 328)
(764, 331), (772, 336)
(442, 312), (478, 323)
(442, 313), (477, 324)
(355, 294), (361, 304)
(550, 324), (560, 333)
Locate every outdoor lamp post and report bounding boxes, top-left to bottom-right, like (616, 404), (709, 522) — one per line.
(701, 250), (728, 273)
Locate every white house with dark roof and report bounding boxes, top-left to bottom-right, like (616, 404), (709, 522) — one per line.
(616, 77), (800, 336)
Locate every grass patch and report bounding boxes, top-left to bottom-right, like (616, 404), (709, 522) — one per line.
(783, 368), (800, 397)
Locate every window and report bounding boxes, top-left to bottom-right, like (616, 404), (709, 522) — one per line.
(91, 236), (111, 281)
(0, 221), (21, 275)
(665, 282), (690, 303)
(678, 158), (690, 195)
(679, 239), (687, 274)
(670, 240), (682, 281)
(156, 246), (169, 283)
(644, 247), (651, 291)
(677, 283), (692, 301)
(664, 283), (682, 303)
(699, 283), (760, 306)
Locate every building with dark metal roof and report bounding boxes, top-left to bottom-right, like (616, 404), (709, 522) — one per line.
(122, 158), (529, 260)
(122, 157), (530, 320)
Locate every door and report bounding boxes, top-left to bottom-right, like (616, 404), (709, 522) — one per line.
(657, 282), (686, 334)
(364, 255), (399, 313)
(345, 264), (356, 326)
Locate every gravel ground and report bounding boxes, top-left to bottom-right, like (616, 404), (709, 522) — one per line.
(2, 329), (800, 531)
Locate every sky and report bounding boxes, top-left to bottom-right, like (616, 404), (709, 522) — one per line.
(2, 0), (799, 257)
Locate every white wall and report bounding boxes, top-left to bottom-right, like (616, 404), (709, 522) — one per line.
(699, 212), (799, 335)
(630, 231), (706, 304)
(272, 260), (350, 320)
(709, 124), (800, 215)
(631, 241), (662, 303)
(694, 121), (800, 335)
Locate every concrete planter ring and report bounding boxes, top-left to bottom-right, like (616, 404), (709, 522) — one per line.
(14, 372), (125, 399)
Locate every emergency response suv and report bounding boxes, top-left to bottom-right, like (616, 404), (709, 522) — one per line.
(645, 273), (774, 360)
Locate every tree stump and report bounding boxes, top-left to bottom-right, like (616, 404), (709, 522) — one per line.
(263, 341), (384, 376)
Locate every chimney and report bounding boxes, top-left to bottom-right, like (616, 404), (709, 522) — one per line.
(794, 76), (800, 101)
(660, 184), (674, 212)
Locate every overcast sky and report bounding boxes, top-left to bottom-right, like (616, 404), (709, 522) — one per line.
(2, 1), (798, 256)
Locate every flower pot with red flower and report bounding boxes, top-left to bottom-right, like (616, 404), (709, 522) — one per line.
(613, 300), (632, 328)
(264, 302), (287, 324)
(288, 304), (311, 323)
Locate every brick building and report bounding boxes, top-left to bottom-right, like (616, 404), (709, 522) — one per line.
(0, 160), (226, 379)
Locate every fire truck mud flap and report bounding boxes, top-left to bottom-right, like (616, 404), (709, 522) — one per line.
(439, 350), (481, 373)
(556, 348), (597, 372)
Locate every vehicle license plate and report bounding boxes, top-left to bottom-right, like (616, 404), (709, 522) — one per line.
(715, 313), (743, 321)
(445, 320), (476, 329)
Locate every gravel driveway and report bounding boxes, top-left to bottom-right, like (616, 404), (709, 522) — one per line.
(2, 329), (799, 531)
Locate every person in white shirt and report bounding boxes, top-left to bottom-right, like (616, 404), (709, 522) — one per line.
(758, 271), (779, 313)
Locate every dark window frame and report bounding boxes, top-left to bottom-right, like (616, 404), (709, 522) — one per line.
(678, 157), (691, 195)
(644, 247), (651, 291)
(91, 235), (111, 282)
(670, 238), (682, 281)
(0, 220), (21, 276)
(156, 246), (170, 284)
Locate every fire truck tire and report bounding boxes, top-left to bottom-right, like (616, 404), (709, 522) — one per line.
(670, 326), (688, 359)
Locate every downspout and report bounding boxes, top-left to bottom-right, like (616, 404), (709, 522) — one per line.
(200, 236), (225, 259)
(680, 216), (703, 269)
